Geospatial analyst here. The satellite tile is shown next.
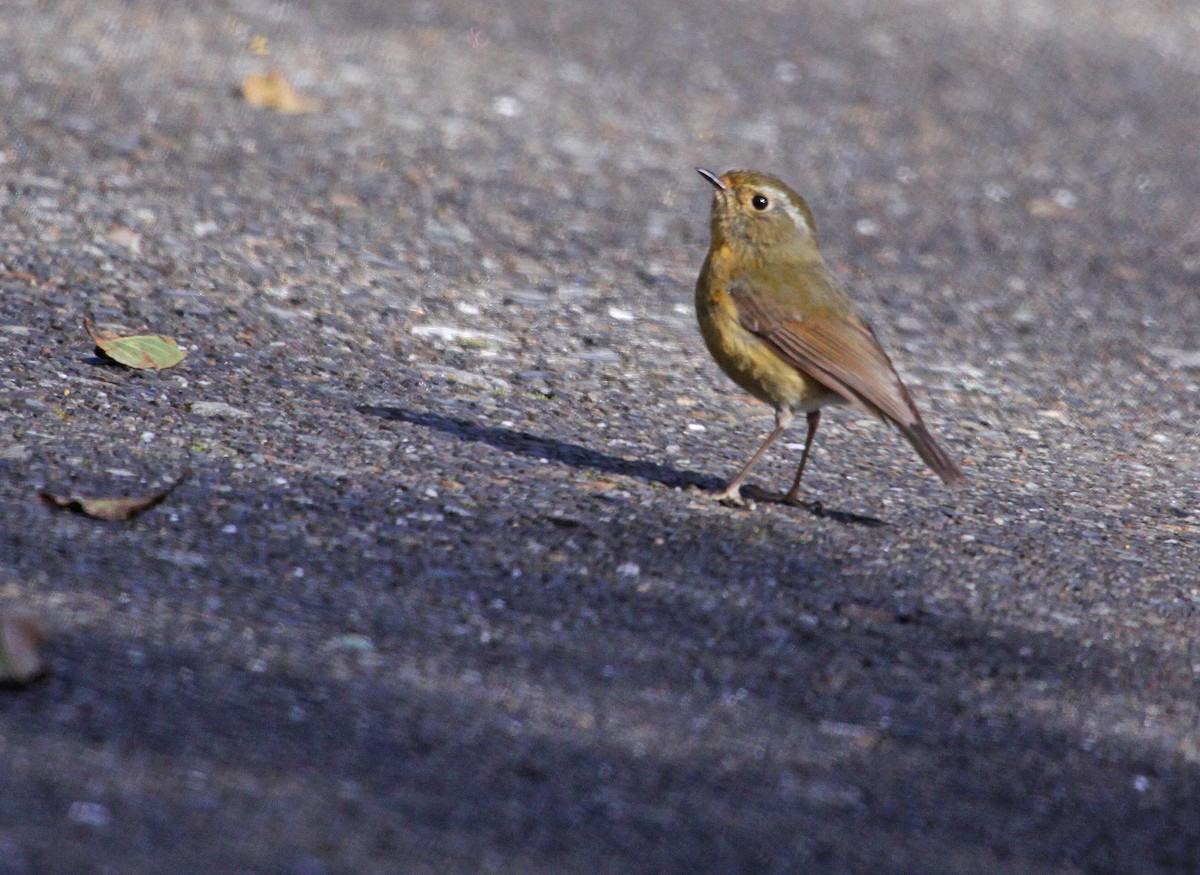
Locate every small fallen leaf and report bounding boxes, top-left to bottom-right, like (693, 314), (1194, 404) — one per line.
(0, 611), (47, 686)
(39, 471), (189, 522)
(85, 318), (187, 370)
(241, 69), (316, 115)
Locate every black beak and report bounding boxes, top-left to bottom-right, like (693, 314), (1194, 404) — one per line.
(696, 167), (726, 191)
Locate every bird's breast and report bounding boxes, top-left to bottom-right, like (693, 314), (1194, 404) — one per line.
(695, 250), (832, 413)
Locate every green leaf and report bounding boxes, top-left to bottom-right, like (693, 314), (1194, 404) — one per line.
(85, 318), (187, 370)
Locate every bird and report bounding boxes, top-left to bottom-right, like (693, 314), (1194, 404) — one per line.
(693, 167), (964, 506)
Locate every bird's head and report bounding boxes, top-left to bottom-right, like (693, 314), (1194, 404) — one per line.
(697, 168), (821, 262)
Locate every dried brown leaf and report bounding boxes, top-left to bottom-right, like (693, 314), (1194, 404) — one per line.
(241, 69), (317, 115)
(0, 611), (47, 686)
(39, 471), (189, 522)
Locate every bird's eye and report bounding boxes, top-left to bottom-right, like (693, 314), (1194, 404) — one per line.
(751, 194), (769, 210)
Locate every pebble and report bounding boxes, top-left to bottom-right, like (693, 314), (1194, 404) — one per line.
(426, 219), (475, 245)
(503, 289), (552, 307)
(411, 324), (510, 345)
(0, 444), (30, 461)
(573, 347), (621, 363)
(67, 801), (112, 828)
(800, 781), (864, 809)
(419, 365), (512, 393)
(1152, 346), (1200, 371)
(190, 401), (251, 419)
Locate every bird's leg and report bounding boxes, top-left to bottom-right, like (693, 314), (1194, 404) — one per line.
(783, 410), (821, 506)
(715, 409), (792, 506)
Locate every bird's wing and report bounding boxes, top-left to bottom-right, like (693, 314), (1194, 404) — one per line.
(729, 275), (964, 483)
(728, 277), (914, 425)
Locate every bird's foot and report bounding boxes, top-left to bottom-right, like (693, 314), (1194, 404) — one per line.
(714, 486), (753, 509)
(783, 491), (823, 515)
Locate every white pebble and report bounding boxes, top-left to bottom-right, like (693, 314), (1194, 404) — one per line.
(493, 95), (521, 117)
(68, 801), (111, 828)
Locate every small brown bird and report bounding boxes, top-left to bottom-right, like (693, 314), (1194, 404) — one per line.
(694, 167), (963, 505)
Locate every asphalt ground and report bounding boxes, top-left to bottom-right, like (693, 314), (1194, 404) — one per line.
(1, 1), (1199, 872)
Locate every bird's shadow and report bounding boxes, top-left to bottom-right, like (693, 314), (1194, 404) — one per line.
(357, 404), (885, 527)
(735, 486), (886, 527)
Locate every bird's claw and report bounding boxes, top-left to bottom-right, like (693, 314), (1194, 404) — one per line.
(784, 493), (823, 514)
(715, 487), (753, 509)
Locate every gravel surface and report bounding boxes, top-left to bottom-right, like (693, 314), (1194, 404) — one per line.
(2, 1), (1199, 872)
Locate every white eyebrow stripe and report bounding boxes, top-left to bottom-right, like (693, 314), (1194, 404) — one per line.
(778, 195), (813, 237)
